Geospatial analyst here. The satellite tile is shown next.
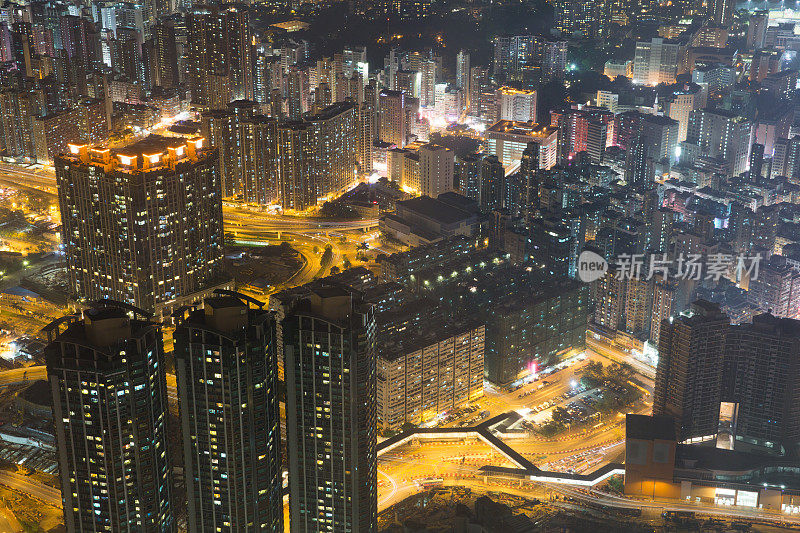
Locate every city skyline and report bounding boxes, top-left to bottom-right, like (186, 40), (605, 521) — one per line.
(2, 0), (800, 530)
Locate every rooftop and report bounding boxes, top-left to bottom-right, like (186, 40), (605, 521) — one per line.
(496, 86), (536, 96)
(397, 195), (475, 225)
(269, 20), (309, 32)
(486, 120), (558, 139)
(676, 443), (800, 479)
(61, 134), (209, 172)
(205, 295), (246, 311)
(643, 114), (679, 126)
(115, 135), (190, 158)
(303, 101), (356, 121)
(626, 414), (677, 441)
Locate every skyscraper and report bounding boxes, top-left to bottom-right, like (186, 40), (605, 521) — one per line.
(187, 4), (253, 110)
(282, 287), (377, 533)
(286, 66), (309, 119)
(654, 301), (730, 443)
(468, 66), (492, 119)
(455, 152), (481, 201)
(684, 108), (753, 177)
(626, 114), (679, 185)
(711, 0), (734, 27)
(554, 0), (610, 39)
(420, 59), (437, 108)
(746, 10), (769, 50)
(665, 84), (705, 143)
(749, 142), (764, 179)
(302, 101), (358, 196)
(724, 314), (800, 453)
(491, 35), (568, 83)
(418, 143), (455, 197)
(495, 86), (537, 122)
(241, 115), (280, 205)
(254, 49), (282, 108)
(455, 49), (470, 96)
(175, 293), (283, 532)
(632, 38), (682, 86)
(549, 106), (614, 163)
(479, 154), (504, 210)
(649, 274), (676, 347)
(111, 27), (147, 90)
(147, 21), (178, 90)
(201, 100), (259, 197)
(656, 302), (800, 453)
(0, 87), (37, 159)
(44, 302), (174, 532)
(357, 81), (377, 175)
(378, 88), (406, 147)
(55, 135), (226, 316)
(485, 120), (559, 170)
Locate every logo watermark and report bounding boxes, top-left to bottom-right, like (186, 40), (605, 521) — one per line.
(577, 252), (762, 282)
(577, 250), (608, 282)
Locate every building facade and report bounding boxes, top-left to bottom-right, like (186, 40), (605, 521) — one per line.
(44, 303), (174, 532)
(55, 135), (226, 316)
(175, 294), (284, 532)
(485, 120), (559, 170)
(654, 301), (731, 444)
(283, 288), (378, 532)
(378, 325), (484, 430)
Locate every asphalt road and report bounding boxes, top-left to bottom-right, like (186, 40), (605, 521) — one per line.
(0, 470), (61, 507)
(0, 503), (22, 532)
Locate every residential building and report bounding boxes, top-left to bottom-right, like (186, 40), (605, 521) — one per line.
(186, 3), (253, 109)
(654, 301), (731, 444)
(632, 38), (683, 86)
(379, 88), (406, 147)
(283, 287), (378, 533)
(418, 143), (454, 197)
(55, 135), (226, 316)
(44, 303), (174, 532)
(377, 324), (484, 430)
(485, 120), (559, 170)
(175, 294), (283, 532)
(495, 86), (537, 122)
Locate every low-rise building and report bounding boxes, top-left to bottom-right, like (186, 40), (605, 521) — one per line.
(380, 192), (480, 246)
(625, 414), (800, 511)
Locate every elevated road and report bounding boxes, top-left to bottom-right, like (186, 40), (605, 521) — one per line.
(552, 483), (800, 526)
(0, 165), (379, 231)
(0, 366), (46, 386)
(0, 165), (57, 195)
(225, 210), (378, 231)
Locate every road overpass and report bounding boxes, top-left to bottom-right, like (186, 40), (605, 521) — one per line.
(225, 210), (378, 231)
(0, 166), (379, 231)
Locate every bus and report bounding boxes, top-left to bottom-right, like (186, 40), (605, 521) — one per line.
(415, 478), (444, 489)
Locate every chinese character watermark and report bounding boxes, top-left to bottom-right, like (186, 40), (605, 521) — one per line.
(577, 251), (762, 283)
(612, 253), (762, 282)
